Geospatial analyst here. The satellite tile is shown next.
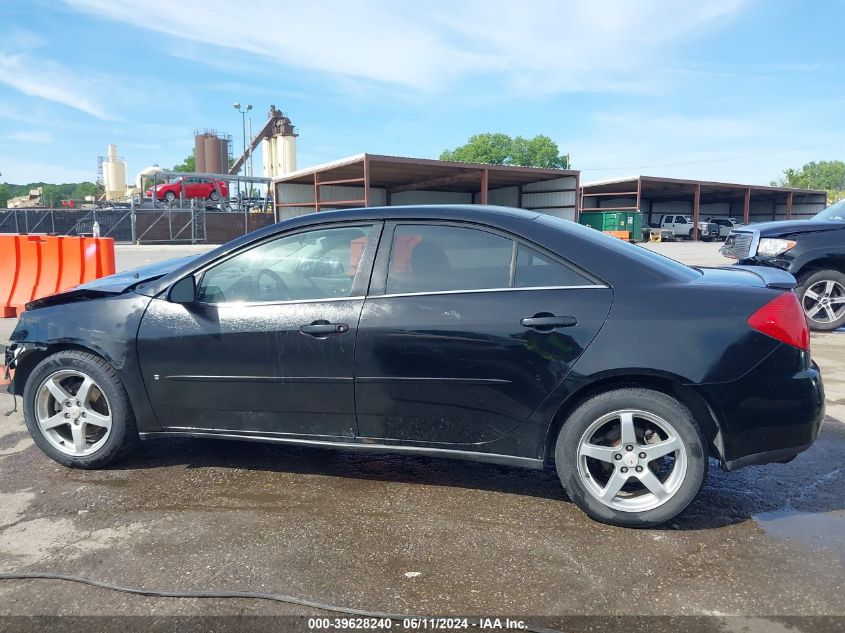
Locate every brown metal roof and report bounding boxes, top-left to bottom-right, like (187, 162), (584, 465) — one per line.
(582, 175), (826, 202)
(275, 153), (577, 193)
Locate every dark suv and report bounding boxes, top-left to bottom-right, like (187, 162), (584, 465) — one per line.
(721, 200), (845, 330)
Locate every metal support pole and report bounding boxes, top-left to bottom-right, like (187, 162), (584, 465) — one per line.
(574, 172), (580, 222)
(480, 168), (489, 205)
(241, 111), (247, 177)
(692, 184), (701, 241)
(786, 191), (794, 220)
(635, 177), (641, 213)
(363, 156), (370, 206)
(248, 116), (254, 183)
(743, 188), (751, 224)
(314, 173), (321, 212)
(131, 199), (137, 243)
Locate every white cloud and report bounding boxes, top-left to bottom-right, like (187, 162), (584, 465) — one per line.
(5, 130), (53, 144)
(63, 0), (748, 94)
(0, 28), (113, 119)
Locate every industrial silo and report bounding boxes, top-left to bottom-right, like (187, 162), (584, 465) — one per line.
(194, 132), (208, 173)
(102, 144), (127, 201)
(204, 134), (223, 174)
(261, 111), (298, 178)
(218, 136), (230, 174)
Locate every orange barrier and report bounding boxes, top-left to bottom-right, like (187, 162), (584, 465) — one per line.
(1, 235), (115, 317)
(604, 230), (631, 241)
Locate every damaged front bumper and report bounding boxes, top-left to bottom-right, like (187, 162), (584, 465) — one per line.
(3, 343), (31, 395)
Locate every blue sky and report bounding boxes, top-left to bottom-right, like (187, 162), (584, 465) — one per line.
(0, 0), (843, 186)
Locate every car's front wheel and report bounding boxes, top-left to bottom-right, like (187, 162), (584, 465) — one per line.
(555, 388), (708, 527)
(209, 190), (221, 201)
(797, 269), (845, 332)
(23, 351), (139, 468)
(163, 191), (176, 202)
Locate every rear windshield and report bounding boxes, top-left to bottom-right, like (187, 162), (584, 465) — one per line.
(813, 200), (845, 222)
(538, 215), (701, 281)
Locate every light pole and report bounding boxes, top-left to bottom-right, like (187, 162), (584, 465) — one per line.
(233, 102), (252, 199)
(233, 102), (252, 172)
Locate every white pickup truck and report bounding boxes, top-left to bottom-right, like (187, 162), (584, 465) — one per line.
(654, 215), (719, 242)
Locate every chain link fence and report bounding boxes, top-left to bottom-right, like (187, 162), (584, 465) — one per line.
(0, 205), (276, 244)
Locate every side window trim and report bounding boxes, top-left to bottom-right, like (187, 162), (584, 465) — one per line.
(192, 221), (382, 307)
(367, 220), (606, 299)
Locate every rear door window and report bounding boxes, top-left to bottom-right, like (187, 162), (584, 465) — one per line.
(514, 244), (594, 287)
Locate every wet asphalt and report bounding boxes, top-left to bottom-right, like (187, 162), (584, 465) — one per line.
(0, 242), (842, 626)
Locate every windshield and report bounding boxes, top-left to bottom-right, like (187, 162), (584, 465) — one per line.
(812, 200), (845, 222)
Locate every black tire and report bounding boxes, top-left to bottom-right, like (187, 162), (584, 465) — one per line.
(209, 190), (221, 201)
(702, 236), (713, 242)
(23, 351), (139, 469)
(796, 269), (845, 332)
(163, 191), (176, 203)
(555, 388), (708, 527)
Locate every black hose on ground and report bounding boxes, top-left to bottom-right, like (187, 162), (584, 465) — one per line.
(0, 572), (560, 633)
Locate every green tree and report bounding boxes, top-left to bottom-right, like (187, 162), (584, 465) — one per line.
(173, 150), (196, 173)
(441, 133), (570, 169)
(772, 160), (845, 203)
(0, 183), (10, 208)
(71, 182), (99, 200)
(40, 184), (64, 207)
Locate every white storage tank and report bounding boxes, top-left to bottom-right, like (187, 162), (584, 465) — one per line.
(103, 144), (128, 201)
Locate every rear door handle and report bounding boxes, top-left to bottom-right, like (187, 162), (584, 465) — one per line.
(520, 315), (577, 330)
(299, 320), (350, 337)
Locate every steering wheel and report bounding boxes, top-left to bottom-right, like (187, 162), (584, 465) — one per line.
(256, 268), (291, 302)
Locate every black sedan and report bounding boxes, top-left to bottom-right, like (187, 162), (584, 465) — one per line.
(3, 205), (825, 527)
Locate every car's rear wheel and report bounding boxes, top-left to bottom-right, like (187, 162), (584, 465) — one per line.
(163, 191), (176, 203)
(209, 190), (221, 201)
(797, 269), (845, 331)
(23, 351), (139, 469)
(555, 388), (708, 527)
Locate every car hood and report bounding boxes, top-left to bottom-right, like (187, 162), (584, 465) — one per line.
(748, 220), (845, 237)
(25, 255), (198, 310)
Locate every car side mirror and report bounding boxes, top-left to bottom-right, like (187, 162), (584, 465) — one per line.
(169, 276), (196, 304)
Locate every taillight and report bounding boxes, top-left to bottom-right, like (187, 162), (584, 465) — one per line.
(748, 292), (810, 350)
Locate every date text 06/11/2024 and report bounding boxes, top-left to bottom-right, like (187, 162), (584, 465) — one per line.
(306, 617), (528, 630)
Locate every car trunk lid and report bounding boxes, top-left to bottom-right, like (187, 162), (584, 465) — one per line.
(693, 265), (797, 290)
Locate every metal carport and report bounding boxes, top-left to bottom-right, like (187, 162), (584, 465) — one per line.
(581, 176), (827, 239)
(273, 154), (579, 222)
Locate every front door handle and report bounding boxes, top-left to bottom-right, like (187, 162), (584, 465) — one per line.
(299, 320), (350, 337)
(520, 315), (577, 330)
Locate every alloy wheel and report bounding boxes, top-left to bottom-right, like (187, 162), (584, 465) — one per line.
(576, 409), (688, 512)
(802, 279), (845, 325)
(35, 370), (112, 457)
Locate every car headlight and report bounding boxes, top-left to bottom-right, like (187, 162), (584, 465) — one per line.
(756, 238), (796, 257)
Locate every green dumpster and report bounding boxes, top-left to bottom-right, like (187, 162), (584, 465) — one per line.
(579, 210), (643, 242)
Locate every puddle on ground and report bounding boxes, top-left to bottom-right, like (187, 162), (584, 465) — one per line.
(754, 509), (845, 551)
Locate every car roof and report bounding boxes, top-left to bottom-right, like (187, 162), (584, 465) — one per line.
(139, 204), (698, 297)
(281, 204), (541, 223)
